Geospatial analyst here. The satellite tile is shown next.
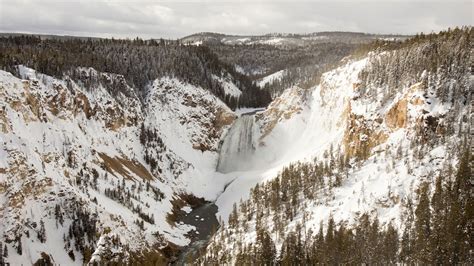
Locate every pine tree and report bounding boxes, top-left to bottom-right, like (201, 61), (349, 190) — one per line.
(325, 216), (336, 264)
(355, 213), (371, 264)
(280, 232), (300, 266)
(16, 236), (21, 256)
(38, 219), (47, 243)
(311, 222), (325, 264)
(430, 176), (447, 264)
(382, 222), (399, 264)
(83, 245), (93, 264)
(0, 243), (3, 265)
(400, 229), (412, 264)
(333, 224), (349, 264)
(294, 224), (305, 265)
(228, 203), (239, 229)
(449, 147), (472, 263)
(414, 182), (432, 263)
(255, 228), (276, 265)
(234, 250), (247, 265)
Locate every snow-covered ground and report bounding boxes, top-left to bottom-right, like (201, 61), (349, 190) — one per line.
(210, 52), (466, 248)
(0, 66), (239, 264)
(234, 107), (265, 115)
(213, 75), (242, 97)
(257, 69), (286, 88)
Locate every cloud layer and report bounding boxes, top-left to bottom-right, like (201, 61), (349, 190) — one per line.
(0, 0), (471, 38)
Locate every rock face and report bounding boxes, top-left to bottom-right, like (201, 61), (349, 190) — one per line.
(214, 107), (236, 132)
(0, 66), (237, 265)
(256, 86), (307, 142)
(385, 98), (408, 130)
(343, 112), (388, 159)
(146, 77), (236, 153)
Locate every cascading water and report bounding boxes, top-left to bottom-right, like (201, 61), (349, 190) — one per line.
(216, 113), (256, 173)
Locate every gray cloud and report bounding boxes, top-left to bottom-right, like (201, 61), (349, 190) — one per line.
(0, 0), (471, 38)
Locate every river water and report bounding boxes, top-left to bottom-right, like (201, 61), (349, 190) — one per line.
(174, 203), (219, 265)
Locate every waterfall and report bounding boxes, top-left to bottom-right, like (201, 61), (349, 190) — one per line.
(216, 113), (256, 173)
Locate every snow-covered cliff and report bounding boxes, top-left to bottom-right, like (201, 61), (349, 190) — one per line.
(202, 31), (472, 264)
(0, 66), (237, 264)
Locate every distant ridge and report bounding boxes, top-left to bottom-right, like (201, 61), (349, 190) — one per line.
(180, 31), (410, 46)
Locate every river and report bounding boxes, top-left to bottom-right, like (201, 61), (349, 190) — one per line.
(174, 203), (219, 265)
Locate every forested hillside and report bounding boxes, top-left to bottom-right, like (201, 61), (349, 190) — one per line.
(191, 32), (409, 97)
(200, 27), (473, 265)
(209, 42), (356, 96)
(0, 36), (271, 108)
(202, 146), (472, 264)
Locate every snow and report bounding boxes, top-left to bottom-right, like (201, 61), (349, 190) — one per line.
(144, 77), (236, 201)
(182, 206), (192, 214)
(204, 53), (469, 262)
(234, 65), (246, 75)
(220, 37), (288, 46)
(257, 69), (286, 87)
(253, 38), (285, 45)
(222, 37), (250, 45)
(185, 40), (202, 46)
(234, 65), (266, 76)
(212, 74), (242, 97)
(0, 67), (238, 265)
(301, 36), (329, 41)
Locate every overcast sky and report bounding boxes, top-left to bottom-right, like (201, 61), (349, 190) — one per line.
(0, 0), (472, 39)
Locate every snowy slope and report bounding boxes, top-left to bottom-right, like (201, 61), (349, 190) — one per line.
(203, 47), (471, 262)
(0, 67), (236, 264)
(257, 70), (286, 88)
(211, 75), (242, 97)
(214, 58), (367, 222)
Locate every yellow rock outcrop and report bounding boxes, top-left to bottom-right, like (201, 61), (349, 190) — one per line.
(385, 98), (408, 130)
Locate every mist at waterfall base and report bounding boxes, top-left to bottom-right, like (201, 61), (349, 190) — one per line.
(216, 113), (257, 173)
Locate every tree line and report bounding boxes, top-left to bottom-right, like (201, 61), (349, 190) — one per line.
(0, 35), (271, 109)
